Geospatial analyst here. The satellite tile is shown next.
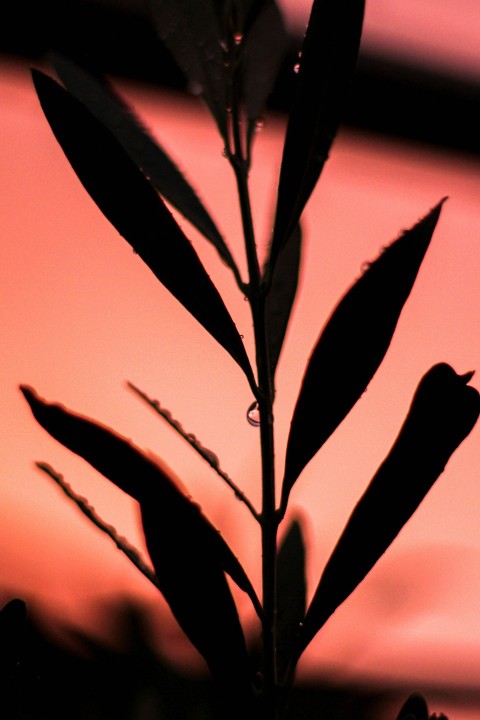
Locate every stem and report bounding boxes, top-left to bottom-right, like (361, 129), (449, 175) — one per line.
(256, 309), (278, 718)
(228, 78), (280, 718)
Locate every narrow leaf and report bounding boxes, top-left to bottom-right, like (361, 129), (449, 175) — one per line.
(52, 54), (238, 275)
(32, 70), (254, 386)
(21, 386), (257, 701)
(276, 518), (306, 682)
(36, 461), (160, 590)
(294, 363), (480, 659)
(127, 381), (261, 523)
(265, 223), (302, 381)
(267, 0), (365, 275)
(281, 201), (445, 510)
(243, 2), (289, 152)
(148, 0), (228, 140)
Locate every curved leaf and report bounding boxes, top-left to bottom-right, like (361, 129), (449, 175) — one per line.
(265, 223), (302, 382)
(266, 0), (365, 276)
(32, 70), (254, 386)
(20, 386), (256, 702)
(294, 363), (480, 659)
(52, 54), (238, 274)
(276, 518), (306, 682)
(148, 0), (228, 140)
(281, 201), (445, 511)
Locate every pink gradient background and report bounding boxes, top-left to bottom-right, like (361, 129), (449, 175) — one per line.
(1, 2), (480, 715)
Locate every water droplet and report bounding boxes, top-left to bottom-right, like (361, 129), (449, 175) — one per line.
(222, 147), (229, 158)
(203, 449), (219, 467)
(360, 261), (372, 273)
(188, 80), (203, 96)
(240, 334), (244, 339)
(219, 38), (229, 52)
(233, 32), (243, 46)
(255, 116), (266, 131)
(293, 62), (300, 74)
(247, 401), (260, 427)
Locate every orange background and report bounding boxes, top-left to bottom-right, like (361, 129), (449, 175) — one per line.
(1, 2), (480, 716)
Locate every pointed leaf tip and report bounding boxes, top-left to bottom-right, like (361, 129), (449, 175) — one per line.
(281, 201), (445, 510)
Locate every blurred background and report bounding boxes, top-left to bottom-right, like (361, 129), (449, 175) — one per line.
(1, 0), (480, 717)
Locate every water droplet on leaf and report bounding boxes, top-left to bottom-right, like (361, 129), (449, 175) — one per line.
(293, 62), (300, 74)
(233, 32), (243, 46)
(247, 402), (260, 427)
(203, 449), (219, 467)
(255, 116), (266, 131)
(188, 80), (203, 96)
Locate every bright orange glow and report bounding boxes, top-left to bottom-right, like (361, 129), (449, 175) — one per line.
(2, 55), (480, 709)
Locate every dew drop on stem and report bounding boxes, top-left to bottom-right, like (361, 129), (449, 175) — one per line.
(247, 401), (260, 427)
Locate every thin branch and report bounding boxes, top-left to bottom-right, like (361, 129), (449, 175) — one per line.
(126, 381), (260, 521)
(35, 461), (160, 590)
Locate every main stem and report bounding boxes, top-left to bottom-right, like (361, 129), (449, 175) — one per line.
(256, 306), (278, 719)
(229, 103), (279, 717)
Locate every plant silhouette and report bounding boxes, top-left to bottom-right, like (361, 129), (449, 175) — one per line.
(20, 1), (479, 718)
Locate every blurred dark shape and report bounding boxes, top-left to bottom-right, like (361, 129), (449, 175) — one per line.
(1, 1), (480, 155)
(0, 598), (27, 714)
(0, 591), (475, 719)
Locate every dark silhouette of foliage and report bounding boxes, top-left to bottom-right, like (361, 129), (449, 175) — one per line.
(19, 0), (479, 717)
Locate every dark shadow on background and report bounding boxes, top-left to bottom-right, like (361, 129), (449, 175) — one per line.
(1, 0), (480, 156)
